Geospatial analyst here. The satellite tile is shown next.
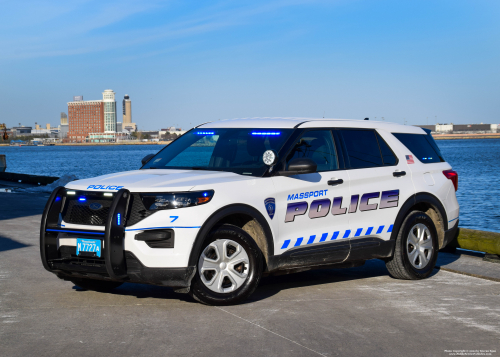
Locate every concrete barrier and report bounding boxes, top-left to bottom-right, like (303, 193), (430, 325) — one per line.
(450, 228), (500, 255)
(0, 172), (59, 185)
(0, 155), (5, 172)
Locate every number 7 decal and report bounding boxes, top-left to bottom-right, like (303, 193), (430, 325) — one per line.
(170, 216), (179, 222)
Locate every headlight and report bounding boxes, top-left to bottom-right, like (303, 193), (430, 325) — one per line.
(141, 190), (215, 210)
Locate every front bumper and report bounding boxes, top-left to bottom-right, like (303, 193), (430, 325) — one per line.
(40, 187), (195, 288)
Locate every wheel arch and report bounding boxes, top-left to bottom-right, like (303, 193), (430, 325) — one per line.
(391, 192), (448, 249)
(188, 204), (275, 270)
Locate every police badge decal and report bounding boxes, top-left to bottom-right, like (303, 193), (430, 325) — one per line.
(264, 197), (276, 219)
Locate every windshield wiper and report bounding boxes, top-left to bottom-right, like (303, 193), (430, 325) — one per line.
(191, 167), (208, 170)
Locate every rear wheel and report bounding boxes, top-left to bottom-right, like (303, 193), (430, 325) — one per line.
(189, 224), (263, 305)
(385, 211), (438, 280)
(70, 278), (123, 292)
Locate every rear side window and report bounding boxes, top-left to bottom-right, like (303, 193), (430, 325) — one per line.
(392, 133), (445, 163)
(339, 129), (383, 169)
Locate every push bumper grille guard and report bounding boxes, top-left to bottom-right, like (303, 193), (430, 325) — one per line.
(40, 187), (196, 288)
(40, 187), (131, 280)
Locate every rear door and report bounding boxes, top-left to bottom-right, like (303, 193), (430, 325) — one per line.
(271, 129), (351, 263)
(337, 129), (415, 248)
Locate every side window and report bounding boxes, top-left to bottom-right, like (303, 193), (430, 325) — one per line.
(375, 132), (398, 166)
(339, 129), (383, 169)
(286, 130), (338, 171)
(392, 133), (444, 163)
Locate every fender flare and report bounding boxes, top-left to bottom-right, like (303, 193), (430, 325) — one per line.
(390, 192), (448, 242)
(188, 204), (275, 267)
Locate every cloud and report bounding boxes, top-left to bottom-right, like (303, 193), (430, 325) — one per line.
(0, 0), (323, 60)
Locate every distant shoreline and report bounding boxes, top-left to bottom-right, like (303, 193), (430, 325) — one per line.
(0, 141), (172, 147)
(432, 133), (500, 140)
(1, 133), (499, 147)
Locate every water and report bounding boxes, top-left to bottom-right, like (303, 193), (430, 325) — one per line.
(1, 139), (499, 232)
(437, 139), (500, 233)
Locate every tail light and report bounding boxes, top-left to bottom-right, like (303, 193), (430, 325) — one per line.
(443, 170), (458, 191)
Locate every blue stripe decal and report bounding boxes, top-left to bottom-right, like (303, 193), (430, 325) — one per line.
(46, 229), (104, 235)
(125, 226), (201, 231)
(448, 217), (458, 223)
(280, 223), (395, 250)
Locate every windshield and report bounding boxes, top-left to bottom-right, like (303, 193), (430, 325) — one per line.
(142, 128), (294, 176)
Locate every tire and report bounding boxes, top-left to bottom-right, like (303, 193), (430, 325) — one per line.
(189, 224), (263, 306)
(70, 278), (123, 292)
(385, 211), (439, 280)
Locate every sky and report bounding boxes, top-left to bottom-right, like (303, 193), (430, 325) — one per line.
(0, 0), (499, 130)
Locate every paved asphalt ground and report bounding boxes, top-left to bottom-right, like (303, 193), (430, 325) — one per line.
(0, 192), (499, 357)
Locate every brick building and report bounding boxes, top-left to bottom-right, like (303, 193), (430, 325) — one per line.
(67, 100), (104, 141)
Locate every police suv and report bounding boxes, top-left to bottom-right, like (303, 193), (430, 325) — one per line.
(40, 118), (459, 305)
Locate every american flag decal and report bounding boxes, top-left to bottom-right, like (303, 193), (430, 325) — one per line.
(406, 155), (414, 164)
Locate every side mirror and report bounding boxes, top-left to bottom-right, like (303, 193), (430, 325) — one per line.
(278, 158), (317, 176)
(141, 154), (155, 166)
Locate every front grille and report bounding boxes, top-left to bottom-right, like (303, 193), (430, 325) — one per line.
(126, 193), (156, 226)
(62, 193), (114, 226)
(65, 199), (111, 225)
(61, 191), (156, 227)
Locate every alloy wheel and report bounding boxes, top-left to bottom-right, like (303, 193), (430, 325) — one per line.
(407, 223), (434, 269)
(198, 239), (250, 293)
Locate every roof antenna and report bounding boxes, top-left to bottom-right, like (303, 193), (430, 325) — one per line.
(323, 111), (325, 118)
(364, 118), (369, 120)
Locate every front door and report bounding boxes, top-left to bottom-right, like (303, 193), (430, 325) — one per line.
(271, 129), (351, 264)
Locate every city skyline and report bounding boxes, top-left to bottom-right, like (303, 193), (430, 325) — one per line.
(1, 1), (500, 130)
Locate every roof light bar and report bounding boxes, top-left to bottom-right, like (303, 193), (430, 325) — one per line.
(251, 132), (281, 136)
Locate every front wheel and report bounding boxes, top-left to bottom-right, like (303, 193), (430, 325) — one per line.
(385, 211), (439, 280)
(189, 224), (263, 305)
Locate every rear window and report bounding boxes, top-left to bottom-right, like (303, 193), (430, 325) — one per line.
(392, 133), (445, 163)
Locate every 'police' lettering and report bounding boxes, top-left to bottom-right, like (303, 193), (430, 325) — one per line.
(285, 201), (308, 222)
(285, 190), (399, 222)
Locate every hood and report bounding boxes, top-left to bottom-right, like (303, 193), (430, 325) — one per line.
(65, 169), (256, 192)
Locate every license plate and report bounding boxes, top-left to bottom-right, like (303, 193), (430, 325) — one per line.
(76, 238), (102, 258)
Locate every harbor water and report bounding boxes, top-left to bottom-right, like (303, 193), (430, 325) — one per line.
(1, 139), (499, 232)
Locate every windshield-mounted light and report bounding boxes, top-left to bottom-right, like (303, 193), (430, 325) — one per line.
(140, 190), (215, 211)
(196, 131), (215, 135)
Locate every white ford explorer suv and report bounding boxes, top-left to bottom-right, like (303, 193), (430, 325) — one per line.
(40, 118), (459, 305)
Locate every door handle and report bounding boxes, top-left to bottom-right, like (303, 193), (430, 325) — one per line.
(393, 171), (406, 177)
(328, 178), (344, 186)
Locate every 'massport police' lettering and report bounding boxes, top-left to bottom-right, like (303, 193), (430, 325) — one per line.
(285, 190), (399, 222)
(287, 190), (328, 201)
(87, 185), (124, 191)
